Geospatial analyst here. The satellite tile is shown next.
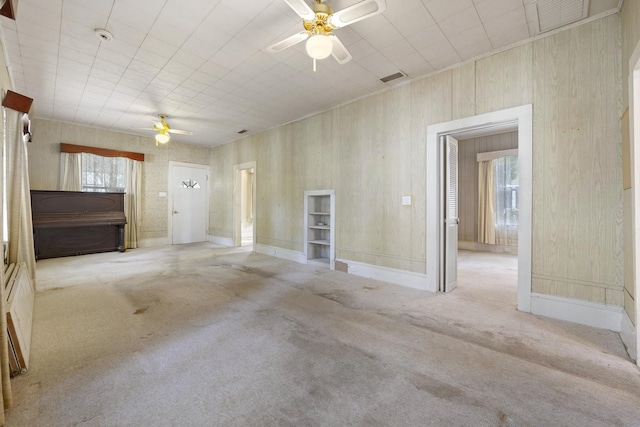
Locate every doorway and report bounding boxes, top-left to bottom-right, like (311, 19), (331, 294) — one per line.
(426, 105), (533, 312)
(445, 131), (521, 305)
(234, 161), (257, 249)
(168, 162), (210, 244)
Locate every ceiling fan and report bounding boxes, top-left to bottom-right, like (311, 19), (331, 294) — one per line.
(267, 0), (386, 71)
(143, 115), (193, 146)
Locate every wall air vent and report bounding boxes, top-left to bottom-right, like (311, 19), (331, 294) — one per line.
(380, 72), (406, 84)
(526, 0), (589, 35)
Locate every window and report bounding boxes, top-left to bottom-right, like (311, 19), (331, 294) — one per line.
(81, 152), (126, 192)
(494, 156), (518, 227)
(180, 179), (200, 189)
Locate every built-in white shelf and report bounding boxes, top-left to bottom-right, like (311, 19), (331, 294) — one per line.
(304, 190), (335, 270)
(309, 239), (330, 245)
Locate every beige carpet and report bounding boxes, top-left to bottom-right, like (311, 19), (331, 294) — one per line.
(6, 244), (640, 426)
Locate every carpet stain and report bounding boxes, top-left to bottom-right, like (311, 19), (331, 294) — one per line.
(133, 306), (149, 315)
(411, 374), (464, 400)
(224, 264), (276, 278)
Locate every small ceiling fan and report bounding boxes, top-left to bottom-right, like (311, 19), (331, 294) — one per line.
(143, 115), (193, 146)
(267, 0), (386, 71)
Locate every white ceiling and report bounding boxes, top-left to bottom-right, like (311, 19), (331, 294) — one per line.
(0, 0), (621, 147)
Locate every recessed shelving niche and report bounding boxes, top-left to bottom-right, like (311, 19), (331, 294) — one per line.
(304, 190), (335, 269)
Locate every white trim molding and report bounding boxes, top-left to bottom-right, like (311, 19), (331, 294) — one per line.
(208, 235), (234, 247)
(426, 104), (533, 312)
(621, 311), (637, 361)
(530, 293), (623, 332)
(336, 258), (429, 291)
(255, 244), (306, 264)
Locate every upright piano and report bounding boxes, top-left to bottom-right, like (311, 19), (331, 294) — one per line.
(30, 190), (127, 260)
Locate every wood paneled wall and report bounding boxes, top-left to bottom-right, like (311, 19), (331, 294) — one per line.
(531, 15), (622, 305)
(210, 14), (624, 307)
(458, 132), (518, 244)
(24, 14), (624, 308)
(28, 119), (211, 245)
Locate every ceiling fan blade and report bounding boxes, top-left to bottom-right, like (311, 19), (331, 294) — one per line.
(330, 35), (352, 64)
(267, 31), (309, 53)
(329, 0), (386, 28)
(167, 129), (193, 135)
(283, 0), (315, 20)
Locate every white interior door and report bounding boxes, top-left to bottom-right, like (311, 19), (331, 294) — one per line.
(443, 135), (459, 292)
(171, 164), (208, 244)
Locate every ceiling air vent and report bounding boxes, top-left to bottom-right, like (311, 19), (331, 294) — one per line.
(380, 72), (406, 84)
(526, 0), (589, 34)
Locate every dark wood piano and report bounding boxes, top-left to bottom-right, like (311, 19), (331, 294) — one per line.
(31, 190), (127, 260)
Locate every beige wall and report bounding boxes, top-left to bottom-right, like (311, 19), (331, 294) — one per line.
(210, 15), (624, 306)
(23, 14), (625, 308)
(28, 119), (211, 245)
(622, 0), (640, 323)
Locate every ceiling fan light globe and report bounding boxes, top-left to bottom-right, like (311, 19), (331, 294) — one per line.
(155, 133), (170, 144)
(306, 34), (333, 59)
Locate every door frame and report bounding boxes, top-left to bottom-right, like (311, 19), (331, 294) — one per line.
(167, 161), (211, 244)
(233, 161), (257, 249)
(426, 105), (533, 312)
(628, 38), (640, 364)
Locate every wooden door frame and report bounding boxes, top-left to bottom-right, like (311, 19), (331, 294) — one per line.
(233, 161), (257, 248)
(426, 105), (533, 312)
(167, 161), (210, 244)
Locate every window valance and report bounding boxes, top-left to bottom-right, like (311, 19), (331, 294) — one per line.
(60, 143), (144, 162)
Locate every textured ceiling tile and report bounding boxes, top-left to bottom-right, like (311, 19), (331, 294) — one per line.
(0, 0), (621, 146)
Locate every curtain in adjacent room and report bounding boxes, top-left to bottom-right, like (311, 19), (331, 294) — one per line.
(477, 160), (496, 244)
(59, 152), (82, 191)
(124, 158), (142, 249)
(493, 156), (518, 245)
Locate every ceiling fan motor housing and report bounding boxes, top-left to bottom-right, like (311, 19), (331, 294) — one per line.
(308, 2), (334, 35)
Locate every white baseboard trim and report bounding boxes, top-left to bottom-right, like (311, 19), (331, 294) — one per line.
(255, 244), (306, 264)
(620, 311), (637, 362)
(336, 258), (429, 291)
(208, 235), (234, 246)
(530, 293), (623, 332)
(139, 237), (168, 248)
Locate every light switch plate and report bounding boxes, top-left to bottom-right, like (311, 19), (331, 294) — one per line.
(159, 191), (167, 197)
(402, 196), (412, 206)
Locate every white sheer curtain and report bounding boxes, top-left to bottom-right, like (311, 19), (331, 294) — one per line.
(5, 110), (35, 282)
(0, 110), (10, 423)
(494, 156), (519, 245)
(0, 108), (38, 418)
(59, 152), (82, 191)
(477, 160), (496, 244)
(124, 159), (142, 249)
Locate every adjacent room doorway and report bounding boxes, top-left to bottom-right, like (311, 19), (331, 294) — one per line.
(169, 162), (210, 244)
(234, 161), (257, 249)
(426, 105), (533, 312)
